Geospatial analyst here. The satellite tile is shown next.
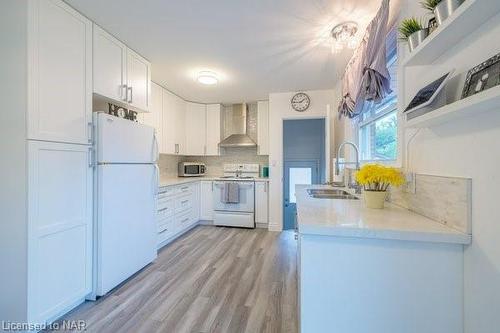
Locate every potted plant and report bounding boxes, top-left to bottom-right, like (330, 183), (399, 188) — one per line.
(424, 0), (465, 25)
(355, 164), (404, 209)
(399, 17), (429, 52)
(421, 0), (442, 12)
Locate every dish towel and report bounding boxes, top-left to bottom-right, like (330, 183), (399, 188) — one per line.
(222, 182), (240, 204)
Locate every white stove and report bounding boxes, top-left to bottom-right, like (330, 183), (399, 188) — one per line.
(213, 164), (259, 228)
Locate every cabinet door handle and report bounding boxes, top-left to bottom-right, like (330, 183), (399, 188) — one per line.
(181, 200), (189, 204)
(128, 87), (133, 104)
(121, 84), (128, 101)
(182, 218), (189, 223)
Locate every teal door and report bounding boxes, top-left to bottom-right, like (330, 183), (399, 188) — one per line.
(283, 119), (325, 230)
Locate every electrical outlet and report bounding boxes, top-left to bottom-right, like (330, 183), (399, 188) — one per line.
(403, 172), (416, 194)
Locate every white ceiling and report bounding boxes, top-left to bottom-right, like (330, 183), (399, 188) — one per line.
(66, 0), (400, 104)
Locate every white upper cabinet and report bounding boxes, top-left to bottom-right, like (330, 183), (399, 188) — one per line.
(206, 104), (221, 156)
(161, 89), (176, 154)
(255, 181), (269, 224)
(185, 102), (207, 156)
(126, 49), (151, 112)
(142, 82), (163, 152)
(175, 96), (187, 155)
(162, 89), (186, 154)
(92, 24), (151, 112)
(93, 25), (127, 103)
(257, 101), (269, 155)
(28, 0), (92, 145)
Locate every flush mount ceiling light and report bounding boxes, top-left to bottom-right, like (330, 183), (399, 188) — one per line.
(197, 71), (218, 85)
(331, 22), (358, 54)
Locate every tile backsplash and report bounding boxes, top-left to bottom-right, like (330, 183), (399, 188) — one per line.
(389, 174), (472, 234)
(158, 154), (183, 178)
(159, 147), (269, 177)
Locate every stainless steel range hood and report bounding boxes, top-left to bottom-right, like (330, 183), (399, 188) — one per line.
(219, 103), (257, 148)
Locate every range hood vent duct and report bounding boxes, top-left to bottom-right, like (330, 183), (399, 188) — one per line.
(219, 103), (257, 148)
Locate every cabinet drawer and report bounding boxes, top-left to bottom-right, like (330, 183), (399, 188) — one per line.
(158, 215), (174, 233)
(175, 183), (194, 196)
(158, 226), (173, 244)
(176, 210), (194, 229)
(158, 198), (175, 218)
(158, 186), (175, 199)
(175, 195), (193, 213)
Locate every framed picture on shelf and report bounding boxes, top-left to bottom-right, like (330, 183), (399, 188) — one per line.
(428, 17), (438, 34)
(462, 53), (500, 99)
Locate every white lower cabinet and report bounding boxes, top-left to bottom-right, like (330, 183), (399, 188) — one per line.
(27, 141), (93, 324)
(157, 180), (269, 247)
(200, 181), (214, 220)
(157, 182), (199, 248)
(255, 181), (269, 226)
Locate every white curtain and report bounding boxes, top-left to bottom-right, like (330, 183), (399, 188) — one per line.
(338, 0), (392, 119)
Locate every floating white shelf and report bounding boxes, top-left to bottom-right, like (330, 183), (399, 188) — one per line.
(405, 85), (500, 128)
(403, 0), (500, 67)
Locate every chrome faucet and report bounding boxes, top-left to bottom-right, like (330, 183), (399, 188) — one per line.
(335, 141), (362, 194)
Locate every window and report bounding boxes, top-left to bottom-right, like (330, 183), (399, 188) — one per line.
(288, 167), (312, 203)
(358, 30), (398, 162)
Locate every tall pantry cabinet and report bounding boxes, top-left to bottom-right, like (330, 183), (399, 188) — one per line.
(1, 0), (93, 326)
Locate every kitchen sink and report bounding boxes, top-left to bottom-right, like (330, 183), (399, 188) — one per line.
(307, 188), (359, 200)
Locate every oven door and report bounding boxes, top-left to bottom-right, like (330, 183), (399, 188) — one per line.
(213, 181), (255, 212)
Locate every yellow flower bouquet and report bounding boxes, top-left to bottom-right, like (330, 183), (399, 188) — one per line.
(355, 164), (405, 208)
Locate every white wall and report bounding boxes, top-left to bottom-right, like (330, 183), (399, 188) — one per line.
(337, 2), (500, 331)
(0, 0), (28, 323)
(402, 6), (500, 333)
(268, 89), (335, 231)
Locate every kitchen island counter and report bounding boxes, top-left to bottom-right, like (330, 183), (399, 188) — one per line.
(296, 184), (471, 244)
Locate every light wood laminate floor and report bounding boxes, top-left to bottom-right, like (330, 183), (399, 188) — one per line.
(51, 226), (298, 333)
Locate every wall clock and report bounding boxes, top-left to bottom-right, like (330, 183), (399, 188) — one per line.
(291, 92), (311, 112)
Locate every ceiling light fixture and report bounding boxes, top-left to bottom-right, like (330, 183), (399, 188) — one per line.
(331, 22), (358, 54)
(197, 71), (218, 85)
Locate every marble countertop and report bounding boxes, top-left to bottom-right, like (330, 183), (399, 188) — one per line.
(296, 185), (471, 245)
(159, 175), (269, 187)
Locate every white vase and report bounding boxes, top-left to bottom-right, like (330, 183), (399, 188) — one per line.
(364, 190), (387, 209)
(407, 28), (429, 52)
(434, 0), (465, 25)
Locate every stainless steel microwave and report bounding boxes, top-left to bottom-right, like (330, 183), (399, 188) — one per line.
(178, 162), (206, 177)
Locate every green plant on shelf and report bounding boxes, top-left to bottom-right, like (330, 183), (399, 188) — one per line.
(421, 0), (442, 12)
(398, 17), (424, 41)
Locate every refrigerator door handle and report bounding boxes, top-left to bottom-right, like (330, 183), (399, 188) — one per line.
(153, 164), (159, 197)
(88, 147), (94, 168)
(87, 122), (93, 144)
(152, 133), (159, 163)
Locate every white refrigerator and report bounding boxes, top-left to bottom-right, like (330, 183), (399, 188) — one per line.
(92, 112), (158, 297)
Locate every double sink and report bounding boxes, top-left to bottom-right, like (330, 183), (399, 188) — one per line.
(307, 188), (359, 200)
